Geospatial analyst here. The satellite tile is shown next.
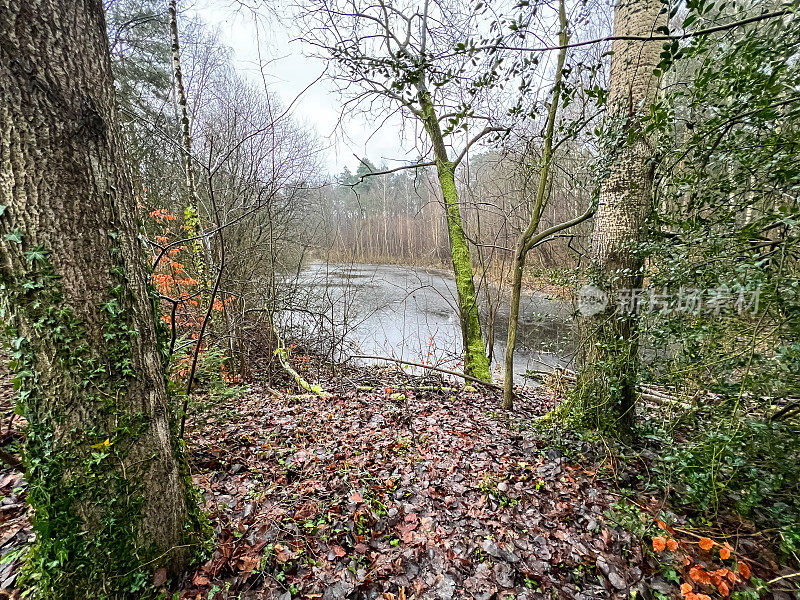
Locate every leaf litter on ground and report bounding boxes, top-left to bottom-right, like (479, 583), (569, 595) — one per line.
(177, 366), (645, 599)
(0, 361), (787, 599)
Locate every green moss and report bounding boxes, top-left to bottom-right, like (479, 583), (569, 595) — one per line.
(568, 315), (639, 436)
(418, 91), (491, 383)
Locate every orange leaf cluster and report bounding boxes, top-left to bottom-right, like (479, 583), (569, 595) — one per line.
(680, 583), (712, 600)
(149, 208), (178, 221)
(652, 535), (679, 552)
(651, 519), (753, 600)
(687, 565), (739, 597)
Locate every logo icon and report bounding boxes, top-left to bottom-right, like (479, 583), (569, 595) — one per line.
(577, 285), (608, 316)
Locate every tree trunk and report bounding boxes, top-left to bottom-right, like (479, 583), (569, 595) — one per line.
(574, 0), (664, 433)
(418, 89), (491, 381)
(0, 1), (204, 596)
(169, 0), (215, 288)
(503, 0), (569, 410)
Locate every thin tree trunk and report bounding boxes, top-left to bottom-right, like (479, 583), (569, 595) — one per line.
(574, 0), (665, 433)
(169, 0), (214, 284)
(418, 89), (491, 381)
(0, 0), (203, 595)
(503, 0), (569, 409)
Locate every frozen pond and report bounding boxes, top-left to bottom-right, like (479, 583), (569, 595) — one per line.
(285, 262), (577, 378)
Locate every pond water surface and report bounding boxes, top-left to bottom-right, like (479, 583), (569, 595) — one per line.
(288, 262), (577, 379)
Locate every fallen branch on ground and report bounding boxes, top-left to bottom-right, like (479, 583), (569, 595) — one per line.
(346, 354), (504, 392)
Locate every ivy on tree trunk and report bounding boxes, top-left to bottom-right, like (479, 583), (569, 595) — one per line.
(0, 1), (208, 597)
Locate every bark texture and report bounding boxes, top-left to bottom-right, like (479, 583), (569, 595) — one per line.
(0, 0), (199, 596)
(575, 0), (664, 431)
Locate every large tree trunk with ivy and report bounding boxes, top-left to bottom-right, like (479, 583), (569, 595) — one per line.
(572, 0), (664, 432)
(418, 89), (491, 382)
(0, 0), (204, 596)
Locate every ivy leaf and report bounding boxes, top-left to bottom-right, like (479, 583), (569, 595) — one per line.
(3, 230), (22, 244)
(24, 246), (49, 264)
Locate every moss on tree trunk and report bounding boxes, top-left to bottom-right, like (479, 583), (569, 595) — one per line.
(418, 90), (491, 382)
(0, 1), (208, 597)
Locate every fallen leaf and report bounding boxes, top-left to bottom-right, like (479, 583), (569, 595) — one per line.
(239, 554), (260, 572)
(274, 543), (291, 563)
(294, 500), (319, 521)
(667, 538), (678, 551)
(690, 566), (711, 584)
(737, 561), (751, 579)
(152, 568), (167, 587)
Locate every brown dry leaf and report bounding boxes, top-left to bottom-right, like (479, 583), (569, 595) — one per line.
(238, 554), (260, 572)
(152, 568), (167, 587)
(274, 543), (291, 563)
(294, 500), (319, 521)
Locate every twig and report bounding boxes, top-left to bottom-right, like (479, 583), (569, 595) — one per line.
(179, 167), (226, 439)
(767, 571), (800, 585)
(462, 10), (791, 55)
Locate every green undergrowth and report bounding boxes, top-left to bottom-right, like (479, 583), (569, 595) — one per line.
(637, 412), (800, 560)
(533, 388), (800, 570)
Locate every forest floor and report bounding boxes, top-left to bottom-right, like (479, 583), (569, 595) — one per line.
(179, 373), (638, 600)
(0, 363), (793, 599)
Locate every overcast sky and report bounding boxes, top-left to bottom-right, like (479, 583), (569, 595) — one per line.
(189, 1), (420, 175)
